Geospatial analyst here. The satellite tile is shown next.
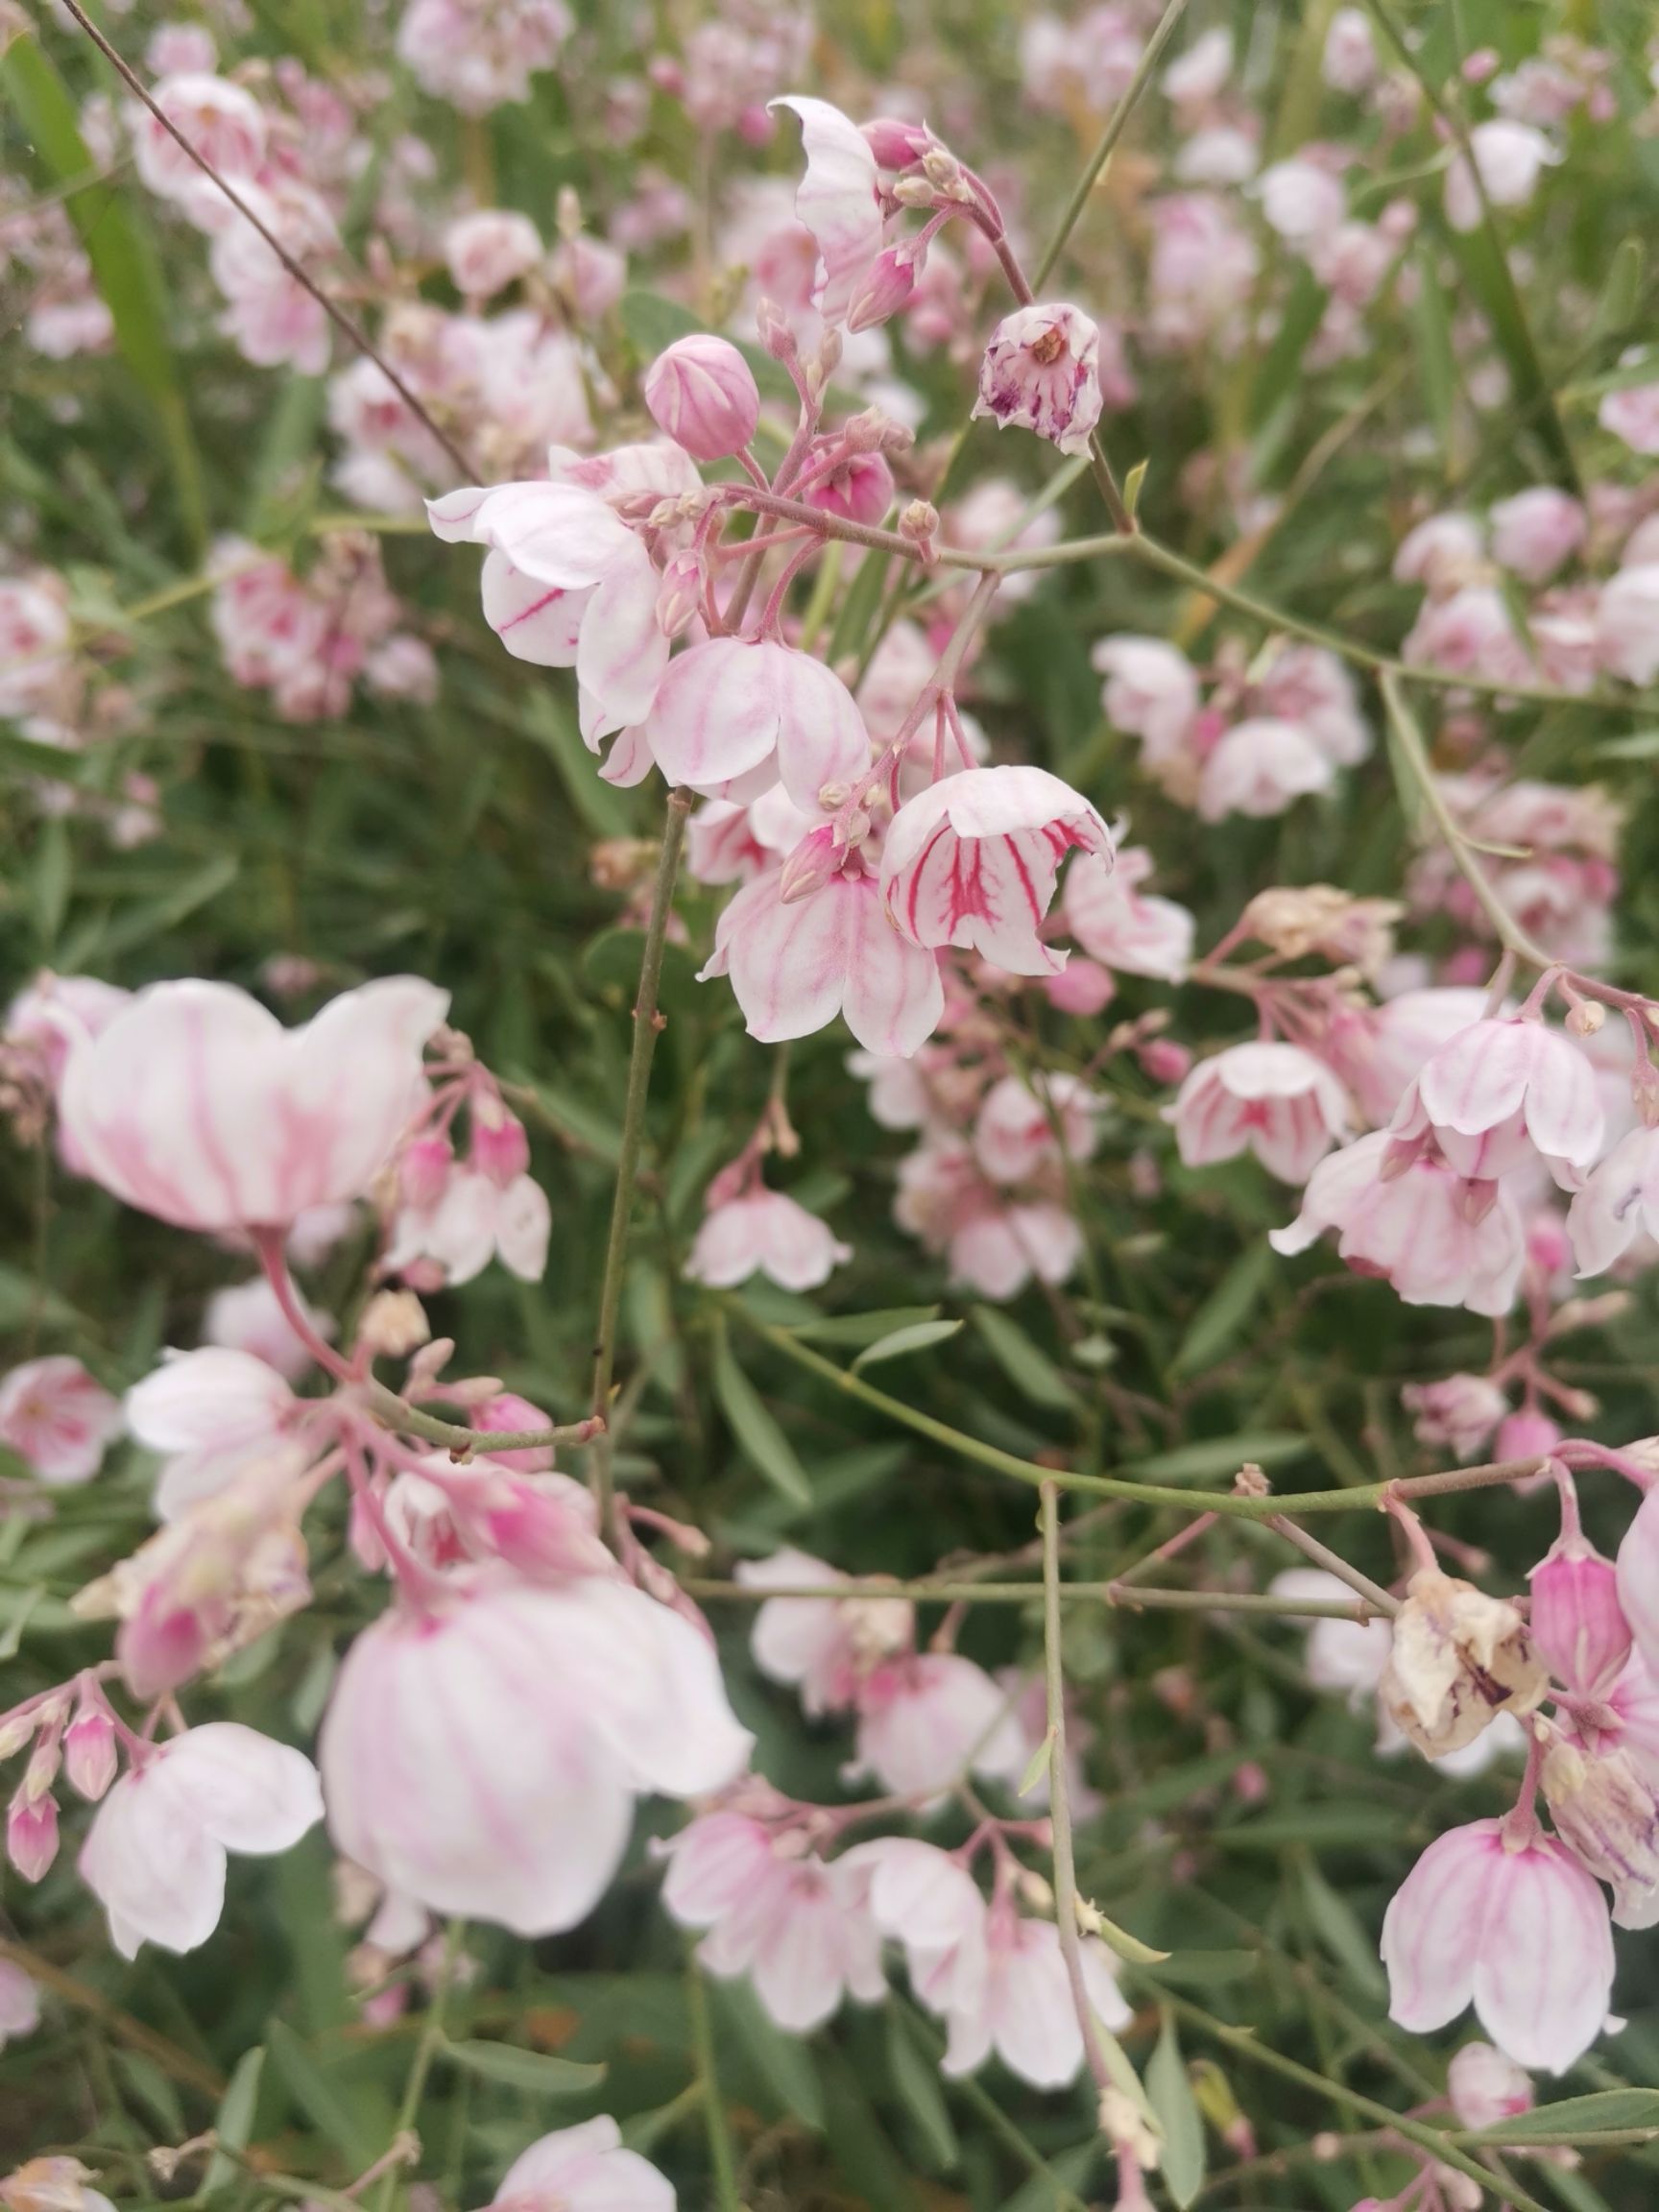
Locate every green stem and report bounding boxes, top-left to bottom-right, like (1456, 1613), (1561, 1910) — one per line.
(685, 1963), (742, 2212)
(377, 1919), (464, 2212)
(684, 1575), (1385, 1620)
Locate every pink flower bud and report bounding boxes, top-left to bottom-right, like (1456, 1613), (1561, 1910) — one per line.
(1447, 2041), (1532, 2130)
(118, 1588), (207, 1703)
(756, 297), (797, 361)
(1531, 1535), (1632, 1695)
(656, 551), (705, 638)
(63, 1697), (117, 1802)
(7, 1791), (58, 1883)
(862, 116), (934, 168)
(400, 1134), (454, 1212)
(470, 1097), (530, 1190)
(1139, 1037), (1192, 1085)
(1497, 1408), (1563, 1465)
(1043, 958), (1116, 1018)
(846, 244), (922, 333)
(643, 335), (761, 462)
(778, 824), (845, 905)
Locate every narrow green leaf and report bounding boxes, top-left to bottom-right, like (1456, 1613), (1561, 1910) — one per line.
(790, 1306), (942, 1349)
(520, 690), (635, 837)
(265, 2018), (379, 2169)
(1300, 1856), (1386, 1998)
(708, 1978), (823, 2129)
(1122, 457), (1148, 518)
(851, 1318), (963, 1370)
(712, 1332), (812, 1506)
(1171, 1244), (1275, 1377)
(1464, 2089), (1659, 2146)
(1589, 238), (1645, 350)
(1447, 220), (1579, 493)
(96, 854), (240, 961)
(0, 1588), (44, 1662)
(1119, 1431), (1308, 1483)
(113, 2049), (185, 2142)
(200, 2046), (264, 2201)
(885, 2006), (957, 2171)
(438, 2037), (605, 2096)
(32, 816), (71, 953)
(828, 544), (894, 665)
(971, 1305), (1078, 1411)
(1146, 2013), (1206, 2210)
(1015, 1729), (1054, 1799)
(1410, 240), (1458, 465)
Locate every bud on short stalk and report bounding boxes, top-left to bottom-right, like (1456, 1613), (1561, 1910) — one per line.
(1529, 1532), (1631, 1695)
(779, 824), (845, 905)
(470, 1094), (530, 1188)
(63, 1691), (117, 1802)
(846, 243), (924, 333)
(862, 116), (936, 168)
(7, 1788), (58, 1884)
(642, 335), (761, 463)
(656, 551), (704, 638)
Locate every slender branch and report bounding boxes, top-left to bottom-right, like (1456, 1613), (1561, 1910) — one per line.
(376, 1920), (464, 2212)
(359, 1381), (604, 1458)
(684, 1576), (1386, 1620)
(1263, 1515), (1400, 1617)
(588, 787), (693, 1532)
(0, 1936), (224, 2098)
(57, 0), (475, 479)
(685, 1962), (742, 2212)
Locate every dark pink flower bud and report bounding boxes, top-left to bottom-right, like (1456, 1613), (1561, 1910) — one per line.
(63, 1695), (117, 1802)
(778, 824), (845, 906)
(1530, 1535), (1631, 1695)
(1140, 1038), (1193, 1084)
(470, 1096), (530, 1190)
(1497, 1408), (1563, 1465)
(802, 450), (895, 528)
(118, 1588), (207, 1702)
(401, 1134), (454, 1212)
(7, 1791), (58, 1883)
(1043, 959), (1116, 1018)
(846, 243), (922, 333)
(643, 335), (760, 462)
(469, 1391), (555, 1475)
(862, 116), (934, 169)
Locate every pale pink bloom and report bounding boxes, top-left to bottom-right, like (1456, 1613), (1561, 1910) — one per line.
(59, 977), (446, 1234)
(844, 1835), (986, 1971)
(643, 637), (871, 811)
(1308, 218), (1399, 307)
(1252, 645), (1371, 767)
(385, 1167), (550, 1286)
(444, 209), (542, 299)
(1091, 637), (1200, 760)
(661, 1813), (885, 2032)
(1323, 8), (1377, 93)
(1401, 1374), (1508, 1461)
(972, 304), (1104, 458)
(0, 1961), (39, 2053)
(882, 766), (1112, 975)
(208, 180), (336, 375)
(1404, 584), (1535, 687)
(428, 480), (665, 750)
(737, 1546), (914, 1716)
(1061, 848), (1193, 980)
(943, 480), (1066, 604)
(948, 1201), (1084, 1300)
(482, 2118), (671, 2212)
(1389, 1018), (1603, 1186)
(685, 788), (819, 886)
(80, 1723), (322, 1958)
(320, 1571), (751, 1935)
(1198, 717), (1334, 820)
(1595, 565), (1659, 686)
(0, 576), (75, 723)
(643, 335), (760, 462)
(203, 1276), (336, 1383)
(1568, 1125), (1659, 1277)
(771, 98), (884, 325)
(397, 0), (572, 113)
(974, 1072), (1102, 1186)
(1531, 1534), (1631, 1698)
(701, 863), (944, 1057)
(126, 1348), (296, 1520)
(1269, 1570), (1392, 1702)
(1393, 512), (1486, 596)
(128, 74), (266, 227)
(1381, 1818), (1614, 2072)
(1489, 488), (1585, 583)
(363, 635), (440, 705)
(548, 232), (627, 323)
(1606, 1649), (1659, 1784)
(1257, 158), (1345, 247)
(1271, 1130), (1527, 1314)
(1169, 1043), (1350, 1184)
(854, 1651), (1010, 1797)
(1163, 25), (1232, 105)
(1320, 987), (1491, 1128)
(1020, 8), (1143, 116)
(0, 1357), (122, 1484)
(1448, 2041), (1532, 2130)
(917, 1890), (1132, 2088)
(1617, 1490), (1659, 1687)
(389, 1462), (610, 1583)
(1174, 123), (1260, 186)
(1445, 121), (1559, 232)
(1144, 192), (1259, 348)
(685, 1190), (851, 1290)
(1599, 367), (1659, 457)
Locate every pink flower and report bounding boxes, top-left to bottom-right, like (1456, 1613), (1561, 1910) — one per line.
(0, 1961), (39, 2053)
(737, 1547), (914, 1716)
(1616, 1490), (1659, 1686)
(443, 209), (542, 299)
(974, 1072), (1102, 1186)
(1271, 1131), (1527, 1314)
(384, 1167), (551, 1286)
(125, 1348), (296, 1520)
(685, 1190), (851, 1290)
(643, 638), (871, 811)
(1388, 1018), (1603, 1186)
(643, 335), (760, 462)
(1092, 637), (1200, 759)
(1169, 1043), (1351, 1184)
(1489, 488), (1585, 583)
(947, 1201), (1084, 1300)
(1198, 718), (1334, 821)
(1394, 513), (1485, 596)
(1320, 987), (1491, 1127)
(1599, 367), (1659, 457)
(1531, 1534), (1631, 1696)
(1596, 565), (1659, 687)
(1323, 8), (1377, 93)
(428, 480), (666, 750)
(1447, 2040), (1533, 2130)
(0, 1358), (122, 1484)
(1401, 1374), (1508, 1461)
(203, 1276), (336, 1382)
(972, 304), (1104, 457)
(661, 1813), (885, 2032)
(1269, 1570), (1391, 1702)
(396, 0), (572, 114)
(1569, 1126), (1659, 1277)
(1257, 158), (1346, 247)
(320, 1572), (752, 1936)
(1445, 121), (1558, 232)
(480, 2118), (671, 2212)
(80, 1724), (322, 1958)
(881, 767), (1112, 975)
(771, 98), (885, 325)
(1061, 849), (1193, 981)
(1381, 1819), (1615, 2071)
(129, 74), (267, 227)
(59, 977), (446, 1234)
(853, 1651), (1010, 1797)
(701, 862), (944, 1057)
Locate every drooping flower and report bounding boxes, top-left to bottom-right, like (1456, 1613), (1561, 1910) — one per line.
(1061, 848), (1194, 982)
(1387, 1017), (1603, 1187)
(972, 303), (1105, 457)
(125, 1348), (297, 1520)
(770, 98), (885, 325)
(642, 638), (872, 811)
(80, 1723), (323, 1958)
(1197, 717), (1334, 821)
(383, 1166), (551, 1287)
(736, 1547), (914, 1717)
(853, 1651), (1015, 1798)
(0, 1358), (123, 1485)
(1567, 1125), (1659, 1277)
(1529, 1532), (1631, 1697)
(1489, 488), (1585, 583)
(1445, 120), (1558, 232)
(973, 1072), (1103, 1186)
(1538, 1724), (1659, 1929)
(477, 2118), (672, 2212)
(1168, 1043), (1351, 1185)
(685, 1190), (851, 1291)
(1447, 2041), (1533, 2131)
(58, 978), (447, 1234)
(1381, 1818), (1614, 2072)
(203, 1275), (337, 1382)
(1401, 1374), (1509, 1462)
(443, 209), (543, 299)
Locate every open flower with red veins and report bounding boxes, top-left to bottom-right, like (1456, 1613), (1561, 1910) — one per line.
(383, 1166), (551, 1287)
(125, 1348), (297, 1520)
(478, 2119), (671, 2212)
(1171, 1043), (1352, 1184)
(701, 857), (944, 1057)
(643, 638), (872, 811)
(770, 97), (885, 324)
(1061, 848), (1194, 981)
(1567, 1125), (1659, 1277)
(737, 1547), (914, 1717)
(1271, 1130), (1527, 1314)
(660, 1810), (885, 2032)
(58, 978), (446, 1235)
(685, 1189), (852, 1290)
(881, 766), (1112, 975)
(80, 1723), (322, 1958)
(973, 1072), (1103, 1185)
(1388, 1017), (1603, 1188)
(319, 1569), (752, 1936)
(1381, 1818), (1614, 2072)
(972, 304), (1104, 457)
(427, 479), (666, 757)
(0, 1358), (122, 1485)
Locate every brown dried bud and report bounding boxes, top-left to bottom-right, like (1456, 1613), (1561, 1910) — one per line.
(1379, 1567), (1548, 1757)
(358, 1290), (430, 1359)
(1539, 1723), (1659, 1928)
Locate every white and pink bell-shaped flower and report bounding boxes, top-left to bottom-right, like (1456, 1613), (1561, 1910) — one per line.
(881, 766), (1112, 975)
(1447, 2040), (1533, 2131)
(0, 1358), (122, 1485)
(125, 1348), (297, 1520)
(736, 1547), (914, 1717)
(1489, 488), (1585, 583)
(480, 2118), (672, 2212)
(1445, 119), (1558, 232)
(319, 1570), (752, 1936)
(853, 1651), (1014, 1799)
(643, 637), (872, 811)
(1319, 987), (1491, 1128)
(1269, 1570), (1392, 1703)
(947, 1200), (1084, 1301)
(384, 1166), (551, 1287)
(59, 978), (446, 1234)
(80, 1723), (322, 1958)
(1169, 1042), (1351, 1184)
(1567, 1124), (1659, 1277)
(1598, 565), (1659, 687)
(1400, 1374), (1509, 1461)
(771, 98), (885, 325)
(1197, 717), (1334, 821)
(1381, 1817), (1614, 2072)
(443, 209), (542, 300)
(972, 304), (1105, 458)
(1388, 1017), (1603, 1187)
(1530, 1533), (1632, 1697)
(1060, 847), (1194, 982)
(1092, 637), (1200, 760)
(973, 1072), (1103, 1186)
(1270, 1130), (1526, 1314)
(685, 1190), (851, 1291)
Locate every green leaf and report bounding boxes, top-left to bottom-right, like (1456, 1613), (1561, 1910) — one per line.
(1119, 1432), (1308, 1483)
(0, 36), (205, 551)
(1596, 731), (1659, 762)
(708, 1978), (823, 2129)
(1446, 219), (1579, 493)
(200, 2046), (264, 2201)
(438, 2038), (605, 2096)
(1145, 2013), (1205, 2209)
(829, 544), (894, 665)
(1300, 1856), (1386, 1999)
(711, 1331), (812, 1506)
(971, 1305), (1078, 1411)
(1588, 238), (1644, 351)
(113, 2048), (186, 2142)
(96, 854), (240, 962)
(519, 690), (635, 837)
(851, 1317), (963, 1370)
(885, 2005), (957, 2172)
(1464, 2089), (1659, 2146)
(1410, 239), (1458, 466)
(265, 2018), (380, 2170)
(1171, 1245), (1275, 1377)
(791, 1306), (943, 1349)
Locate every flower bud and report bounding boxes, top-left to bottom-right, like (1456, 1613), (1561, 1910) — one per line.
(656, 551), (705, 638)
(756, 297), (796, 361)
(802, 450), (895, 528)
(1139, 1037), (1192, 1085)
(1540, 1725), (1659, 1927)
(642, 335), (761, 462)
(1447, 2041), (1532, 2131)
(862, 116), (934, 168)
(898, 497), (939, 548)
(778, 824), (844, 906)
(1496, 1408), (1563, 1467)
(470, 1095), (530, 1189)
(400, 1134), (454, 1212)
(846, 243), (923, 333)
(1379, 1566), (1549, 1759)
(358, 1289), (431, 1360)
(1529, 1533), (1631, 1696)
(7, 1790), (58, 1883)
(62, 1694), (116, 1802)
